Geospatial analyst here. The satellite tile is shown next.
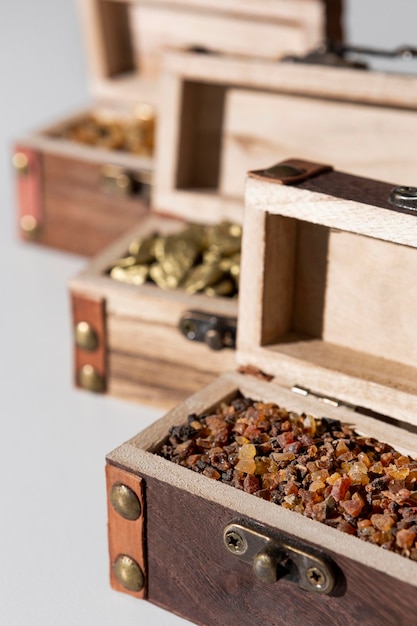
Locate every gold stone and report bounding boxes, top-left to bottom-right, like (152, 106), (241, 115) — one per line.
(205, 278), (236, 297)
(128, 236), (157, 264)
(149, 263), (180, 289)
(110, 264), (149, 286)
(111, 255), (139, 269)
(107, 221), (241, 298)
(183, 263), (224, 294)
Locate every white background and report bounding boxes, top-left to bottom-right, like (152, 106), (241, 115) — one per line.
(0, 2), (416, 625)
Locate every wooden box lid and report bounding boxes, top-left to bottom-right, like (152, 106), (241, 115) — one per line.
(238, 159), (417, 426)
(77, 0), (327, 107)
(153, 46), (417, 227)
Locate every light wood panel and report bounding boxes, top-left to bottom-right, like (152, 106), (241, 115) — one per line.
(78, 0), (325, 102)
(240, 170), (417, 425)
(221, 89), (417, 196)
(155, 48), (417, 228)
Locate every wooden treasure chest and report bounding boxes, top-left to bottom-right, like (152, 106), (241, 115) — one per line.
(13, 0), (329, 256)
(105, 160), (417, 625)
(69, 195), (242, 408)
(155, 43), (417, 220)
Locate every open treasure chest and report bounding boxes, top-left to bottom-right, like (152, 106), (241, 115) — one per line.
(105, 160), (417, 625)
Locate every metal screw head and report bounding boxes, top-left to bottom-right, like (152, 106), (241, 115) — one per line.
(78, 364), (105, 393)
(306, 566), (327, 590)
(113, 555), (144, 592)
(20, 215), (39, 236)
(224, 529), (248, 555)
(110, 483), (141, 521)
(74, 321), (99, 351)
(205, 328), (223, 351)
(181, 319), (197, 340)
(13, 152), (29, 175)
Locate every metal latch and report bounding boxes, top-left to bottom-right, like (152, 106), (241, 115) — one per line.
(223, 521), (340, 595)
(100, 164), (151, 200)
(179, 310), (237, 350)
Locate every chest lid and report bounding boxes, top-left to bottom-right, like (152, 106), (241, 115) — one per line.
(238, 159), (417, 426)
(77, 0), (327, 108)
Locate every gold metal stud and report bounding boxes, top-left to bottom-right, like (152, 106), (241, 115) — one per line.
(74, 321), (99, 351)
(110, 484), (141, 521)
(78, 364), (105, 392)
(113, 555), (144, 592)
(20, 215), (39, 236)
(13, 152), (29, 175)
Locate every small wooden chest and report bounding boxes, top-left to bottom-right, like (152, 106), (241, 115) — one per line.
(105, 160), (417, 625)
(13, 0), (329, 256)
(155, 47), (417, 219)
(69, 199), (242, 408)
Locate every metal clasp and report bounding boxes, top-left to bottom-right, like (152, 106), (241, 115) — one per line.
(388, 186), (417, 215)
(223, 521), (340, 595)
(284, 41), (417, 70)
(100, 164), (151, 200)
(179, 310), (237, 350)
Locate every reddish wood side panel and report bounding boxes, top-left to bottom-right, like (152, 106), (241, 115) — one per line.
(14, 145), (43, 237)
(112, 467), (417, 626)
(106, 465), (146, 599)
(38, 152), (150, 256)
(72, 293), (107, 390)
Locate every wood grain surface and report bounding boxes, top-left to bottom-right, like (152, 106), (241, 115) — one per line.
(155, 46), (417, 228)
(37, 152), (150, 256)
(78, 0), (325, 104)
(109, 464), (417, 626)
(69, 212), (238, 407)
(220, 88), (417, 196)
(241, 168), (417, 425)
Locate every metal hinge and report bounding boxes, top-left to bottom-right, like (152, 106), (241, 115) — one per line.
(388, 186), (417, 215)
(284, 41), (417, 70)
(179, 310), (237, 350)
(291, 385), (356, 411)
(223, 520), (341, 595)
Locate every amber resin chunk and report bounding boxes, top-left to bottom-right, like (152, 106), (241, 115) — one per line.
(158, 394), (417, 560)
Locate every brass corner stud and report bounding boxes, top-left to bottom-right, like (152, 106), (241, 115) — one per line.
(74, 321), (99, 352)
(13, 151), (29, 175)
(20, 215), (39, 236)
(110, 484), (141, 521)
(78, 364), (105, 393)
(113, 555), (144, 592)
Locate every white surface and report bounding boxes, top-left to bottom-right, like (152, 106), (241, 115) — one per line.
(0, 1), (416, 625)
(0, 2), (190, 625)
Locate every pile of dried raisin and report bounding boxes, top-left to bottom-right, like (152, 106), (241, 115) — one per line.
(158, 394), (417, 559)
